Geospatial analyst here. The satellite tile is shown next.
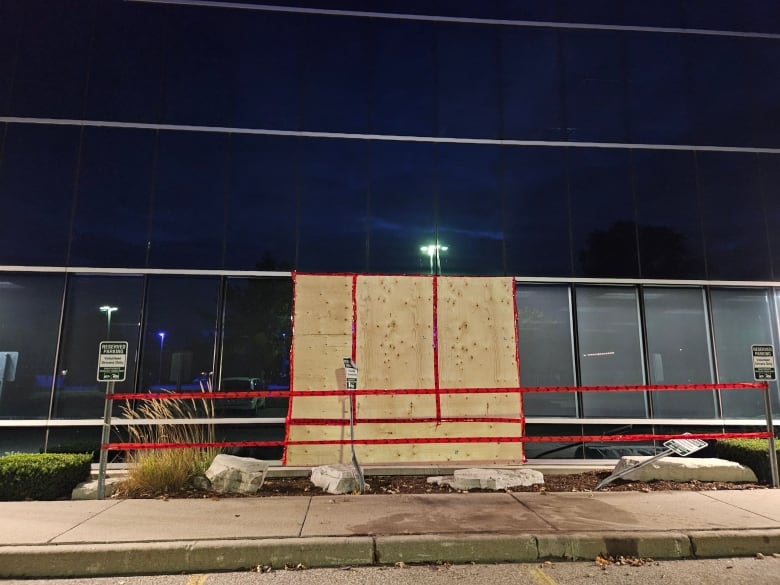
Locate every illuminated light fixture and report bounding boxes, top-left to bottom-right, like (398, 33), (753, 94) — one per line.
(420, 244), (448, 275)
(99, 305), (118, 338)
(157, 331), (167, 383)
(582, 351), (616, 358)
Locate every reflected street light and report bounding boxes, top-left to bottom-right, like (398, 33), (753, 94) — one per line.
(99, 306), (118, 339)
(157, 331), (166, 383)
(420, 244), (448, 275)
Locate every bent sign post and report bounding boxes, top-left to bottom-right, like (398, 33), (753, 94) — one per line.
(97, 342), (128, 499)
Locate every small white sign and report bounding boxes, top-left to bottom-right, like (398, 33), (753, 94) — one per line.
(97, 341), (128, 382)
(752, 344), (776, 381)
(663, 437), (707, 456)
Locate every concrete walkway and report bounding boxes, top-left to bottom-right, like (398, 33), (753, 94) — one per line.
(2, 489), (780, 578)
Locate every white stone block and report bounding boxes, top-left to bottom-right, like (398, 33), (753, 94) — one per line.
(428, 468), (544, 491)
(71, 478), (124, 500)
(311, 464), (360, 494)
(613, 456), (758, 483)
(205, 454), (269, 494)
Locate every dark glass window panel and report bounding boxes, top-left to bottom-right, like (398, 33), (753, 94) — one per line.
(575, 286), (647, 418)
(230, 12), (301, 131)
(516, 285), (577, 417)
(220, 277), (292, 418)
(744, 40), (780, 149)
(557, 0), (626, 25)
(0, 273), (64, 419)
(53, 275), (144, 419)
(568, 148), (638, 278)
(9, 0), (93, 118)
(710, 288), (779, 418)
(503, 147), (571, 277)
(216, 423), (286, 461)
(622, 0), (685, 28)
(759, 155), (780, 280)
(633, 149), (706, 279)
(0, 428), (46, 454)
(562, 31), (628, 143)
(69, 128), (155, 268)
(491, 1), (560, 20)
(140, 276), (220, 395)
(46, 427), (101, 459)
(643, 287), (717, 418)
(149, 131), (228, 269)
(0, 0), (22, 115)
(741, 2), (780, 35)
(523, 423), (585, 460)
(160, 7), (239, 126)
(697, 152), (771, 280)
(84, 1), (165, 123)
(0, 124), (79, 266)
(436, 144), (504, 275)
(501, 28), (564, 141)
(368, 140), (436, 274)
(300, 16), (371, 134)
(370, 20), (436, 136)
(437, 23), (500, 139)
(686, 36), (753, 147)
(225, 135), (297, 271)
(681, 0), (748, 31)
(627, 34), (692, 145)
(298, 138), (368, 272)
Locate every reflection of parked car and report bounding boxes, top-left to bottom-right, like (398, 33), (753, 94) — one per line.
(216, 377), (265, 414)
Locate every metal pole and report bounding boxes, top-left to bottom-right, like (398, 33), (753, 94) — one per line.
(97, 381), (115, 500)
(349, 391), (365, 494)
(763, 382), (779, 488)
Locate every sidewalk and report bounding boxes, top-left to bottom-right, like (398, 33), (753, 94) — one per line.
(2, 489), (780, 578)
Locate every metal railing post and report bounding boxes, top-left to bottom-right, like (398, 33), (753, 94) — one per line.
(97, 381), (115, 500)
(762, 382), (779, 488)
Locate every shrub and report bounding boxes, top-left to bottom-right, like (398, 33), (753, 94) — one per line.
(717, 438), (780, 483)
(0, 453), (92, 501)
(117, 394), (219, 497)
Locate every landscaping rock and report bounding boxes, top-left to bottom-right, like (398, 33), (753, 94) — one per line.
(427, 468), (545, 491)
(205, 454), (269, 494)
(311, 464), (361, 494)
(613, 456), (758, 483)
(72, 478), (124, 500)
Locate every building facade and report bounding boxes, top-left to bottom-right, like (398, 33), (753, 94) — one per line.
(1, 0), (780, 459)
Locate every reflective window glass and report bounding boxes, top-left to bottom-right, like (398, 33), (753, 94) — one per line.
(562, 31), (628, 142)
(516, 285), (576, 417)
(633, 149), (706, 279)
(85, 1), (165, 123)
(139, 276), (220, 396)
(503, 147), (571, 277)
(697, 152), (771, 280)
(568, 149), (638, 278)
(681, 0), (749, 31)
(643, 287), (716, 418)
(0, 124), (79, 266)
(576, 286), (647, 417)
(225, 135), (297, 271)
(9, 0), (93, 119)
(557, 0), (626, 25)
(759, 155), (780, 280)
(46, 427), (101, 459)
(368, 141), (436, 274)
(0, 428), (46, 454)
(53, 275), (144, 419)
(622, 0), (685, 28)
(501, 29), (564, 141)
(298, 138), (369, 272)
(370, 20), (436, 136)
(437, 23), (500, 139)
(220, 277), (292, 419)
(436, 144), (503, 275)
(149, 131), (228, 269)
(0, 273), (64, 419)
(710, 288), (779, 417)
(0, 0), (21, 116)
(300, 16), (370, 133)
(745, 40), (780, 149)
(70, 128), (155, 268)
(627, 34), (691, 145)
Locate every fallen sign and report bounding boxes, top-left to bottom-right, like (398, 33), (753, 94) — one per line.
(595, 437), (708, 490)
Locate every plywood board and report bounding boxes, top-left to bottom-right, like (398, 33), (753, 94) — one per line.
(292, 275), (353, 336)
(355, 275), (435, 419)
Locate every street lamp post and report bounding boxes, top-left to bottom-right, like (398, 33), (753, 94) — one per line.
(99, 306), (118, 339)
(157, 332), (166, 383)
(420, 244), (449, 275)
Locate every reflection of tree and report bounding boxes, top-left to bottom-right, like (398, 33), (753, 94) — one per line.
(221, 275), (292, 387)
(579, 221), (698, 278)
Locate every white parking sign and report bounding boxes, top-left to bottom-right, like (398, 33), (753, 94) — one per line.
(752, 344), (776, 381)
(97, 341), (128, 382)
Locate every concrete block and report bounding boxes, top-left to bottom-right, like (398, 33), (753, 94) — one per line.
(311, 464), (360, 494)
(376, 534), (538, 564)
(690, 529), (780, 558)
(537, 532), (691, 560)
(613, 457), (757, 483)
(205, 454), (269, 494)
(71, 478), (124, 500)
(428, 468), (544, 491)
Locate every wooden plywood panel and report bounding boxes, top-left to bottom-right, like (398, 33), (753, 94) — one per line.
(356, 275), (434, 419)
(285, 422), (523, 465)
(293, 275), (353, 336)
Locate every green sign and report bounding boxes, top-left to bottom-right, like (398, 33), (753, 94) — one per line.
(752, 344), (776, 381)
(97, 341), (128, 382)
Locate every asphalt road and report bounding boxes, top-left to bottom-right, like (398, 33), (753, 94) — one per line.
(3, 558), (780, 585)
